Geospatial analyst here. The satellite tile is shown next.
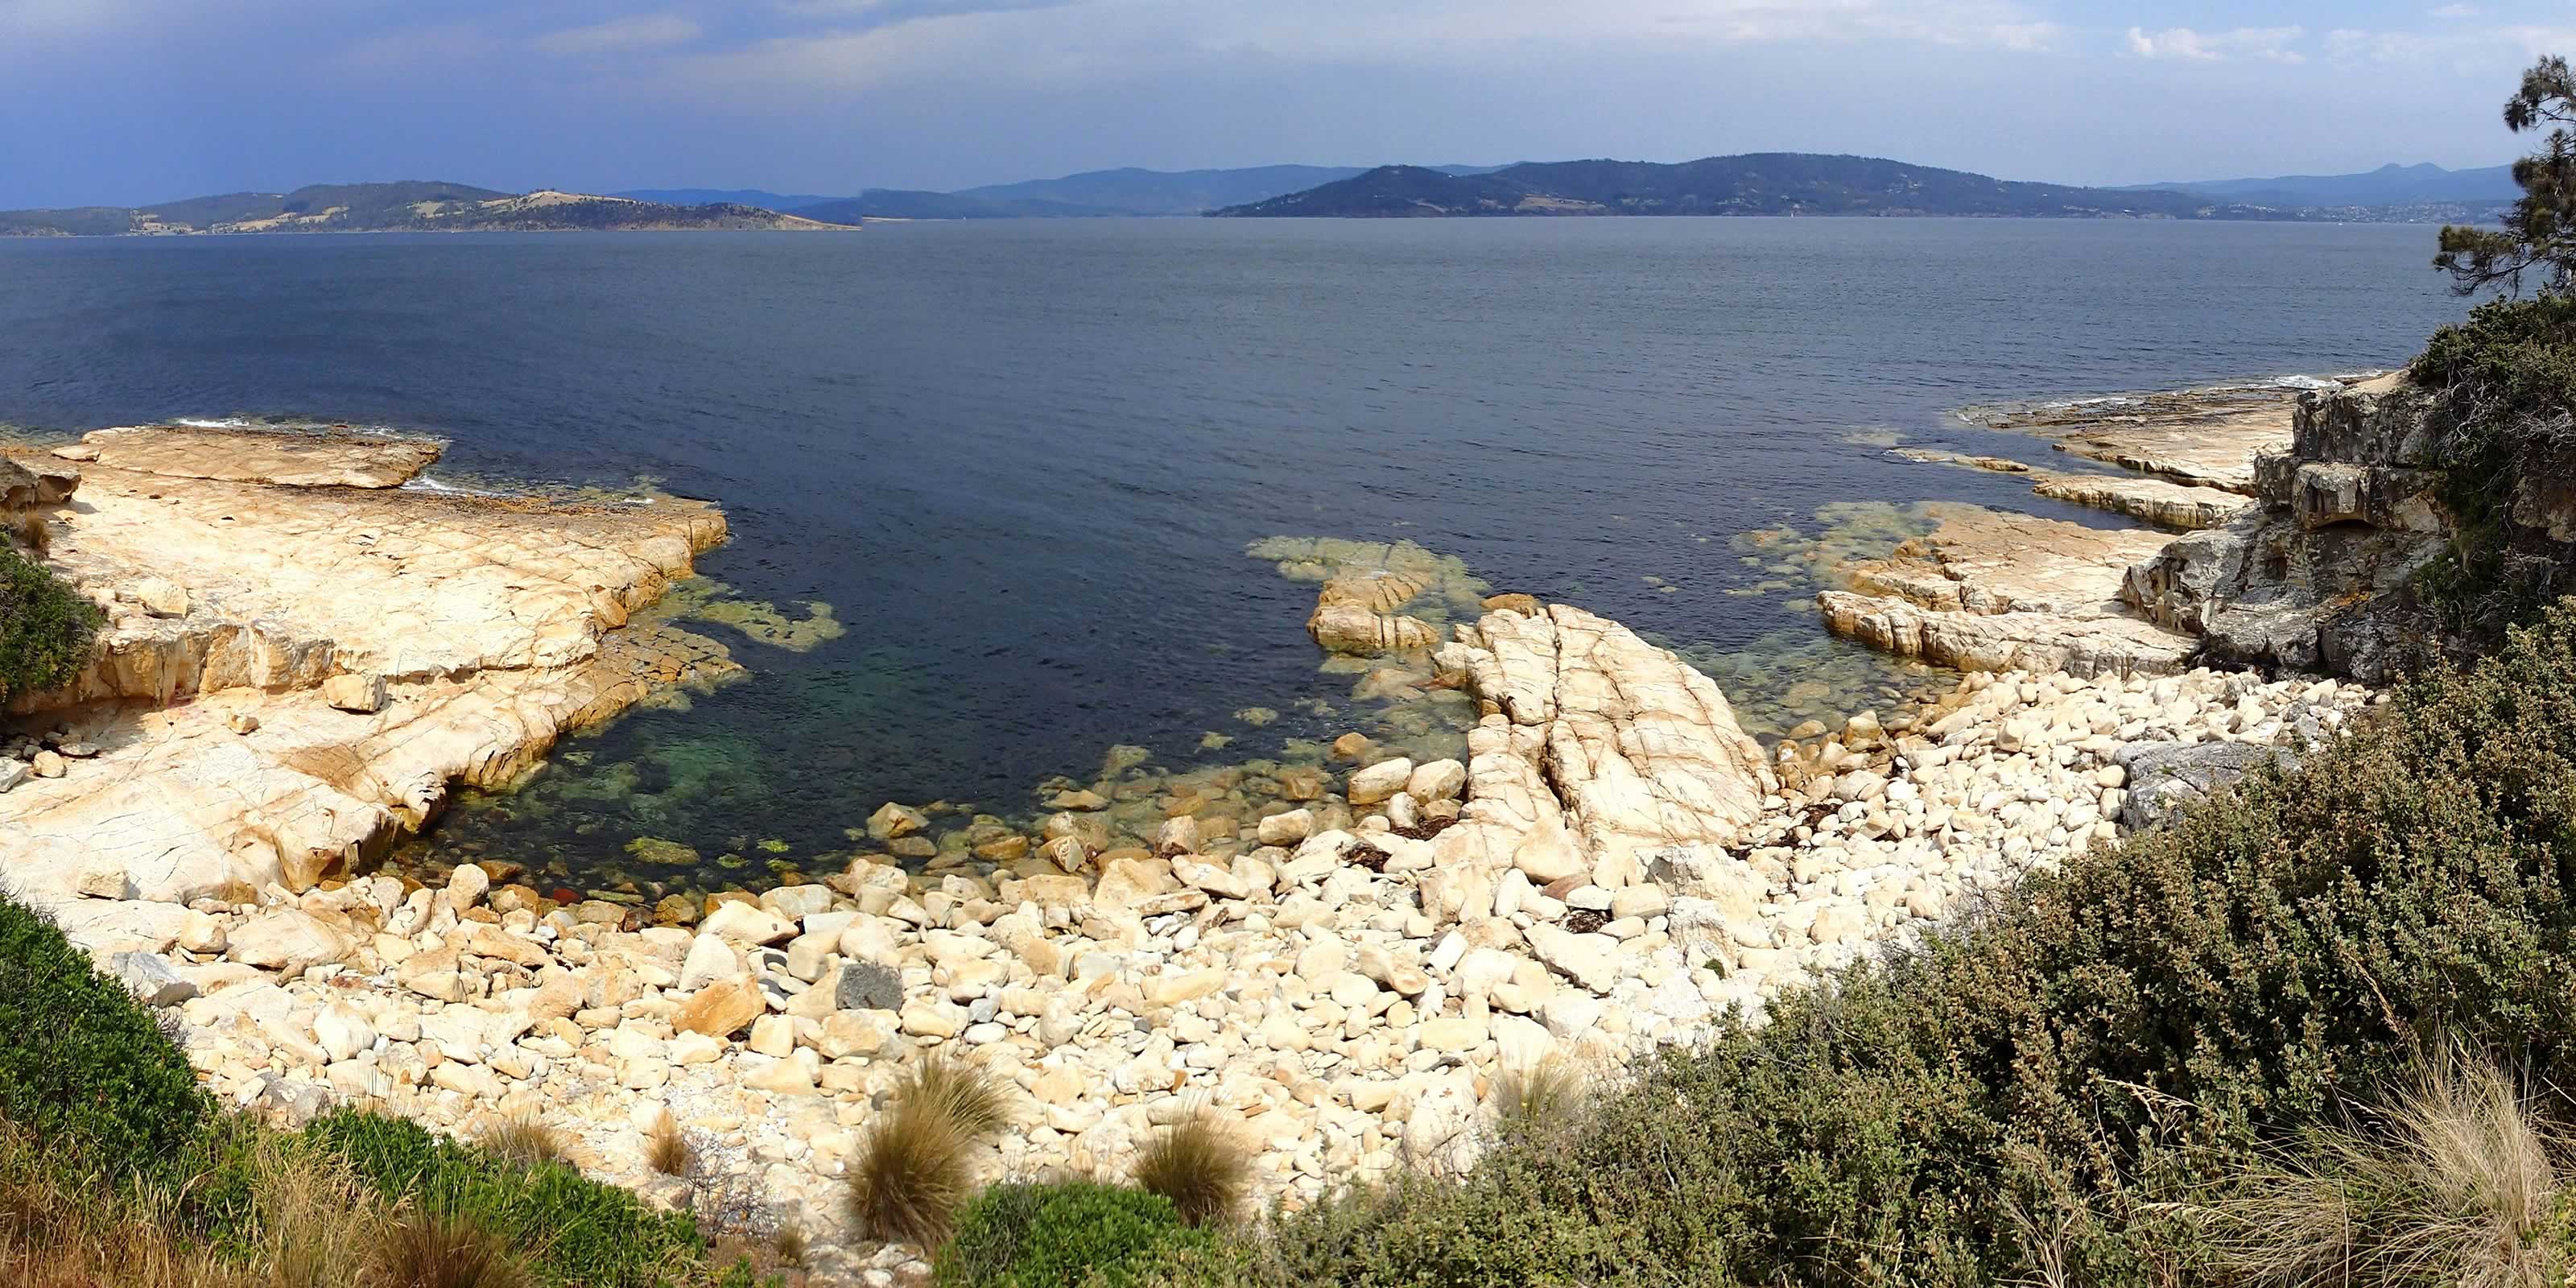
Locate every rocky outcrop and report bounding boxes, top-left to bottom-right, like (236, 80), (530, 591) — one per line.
(59, 425), (445, 489)
(1894, 448), (2248, 531)
(1251, 537), (1492, 658)
(1966, 379), (2339, 493)
(1435, 604), (1777, 901)
(2121, 374), (2450, 680)
(1818, 591), (2194, 679)
(0, 427), (734, 905)
(1817, 503), (2197, 679)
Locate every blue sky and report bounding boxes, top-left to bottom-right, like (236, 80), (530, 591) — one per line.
(0, 0), (2566, 205)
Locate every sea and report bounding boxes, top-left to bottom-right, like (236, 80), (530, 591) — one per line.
(0, 217), (2470, 892)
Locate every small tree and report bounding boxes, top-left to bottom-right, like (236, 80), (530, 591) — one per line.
(2438, 55), (2576, 295)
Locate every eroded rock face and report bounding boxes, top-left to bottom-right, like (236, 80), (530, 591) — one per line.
(0, 456), (79, 510)
(0, 429), (733, 903)
(2122, 375), (2450, 681)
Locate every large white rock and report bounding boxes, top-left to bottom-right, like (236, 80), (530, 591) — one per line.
(699, 901), (796, 947)
(1348, 758), (1414, 807)
(676, 932), (741, 992)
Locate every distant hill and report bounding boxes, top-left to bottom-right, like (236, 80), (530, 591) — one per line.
(1214, 155), (2304, 219)
(794, 189), (1134, 221)
(0, 181), (854, 236)
(2122, 161), (2519, 209)
(613, 164), (1509, 221)
(950, 164), (1501, 217)
(611, 188), (843, 211)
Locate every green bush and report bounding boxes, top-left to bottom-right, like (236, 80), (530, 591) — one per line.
(938, 1180), (1215, 1288)
(0, 895), (209, 1181)
(1241, 600), (2576, 1286)
(0, 544), (100, 703)
(306, 1108), (709, 1288)
(2409, 295), (2576, 637)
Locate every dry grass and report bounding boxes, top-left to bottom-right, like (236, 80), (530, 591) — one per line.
(475, 1113), (568, 1170)
(239, 1137), (380, 1288)
(6, 513), (47, 560)
(646, 1107), (694, 1178)
(373, 1208), (532, 1288)
(774, 1220), (809, 1267)
(1491, 1055), (1590, 1143)
(1132, 1108), (1253, 1228)
(847, 1055), (1012, 1249)
(903, 1053), (1013, 1138)
(2194, 1046), (2566, 1288)
(0, 1127), (375, 1288)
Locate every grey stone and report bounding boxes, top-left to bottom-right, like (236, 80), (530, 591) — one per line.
(2116, 740), (2294, 830)
(834, 960), (902, 1012)
(253, 1075), (335, 1126)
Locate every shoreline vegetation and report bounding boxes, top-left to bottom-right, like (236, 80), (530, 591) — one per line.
(23, 59), (2576, 1288)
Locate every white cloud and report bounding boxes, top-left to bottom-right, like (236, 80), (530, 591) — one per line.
(672, 0), (2063, 99)
(533, 13), (703, 56)
(2428, 3), (2478, 19)
(2124, 25), (2305, 64)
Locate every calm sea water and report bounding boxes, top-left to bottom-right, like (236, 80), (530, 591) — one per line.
(0, 218), (2467, 887)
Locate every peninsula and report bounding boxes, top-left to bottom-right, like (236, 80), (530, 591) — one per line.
(0, 181), (855, 236)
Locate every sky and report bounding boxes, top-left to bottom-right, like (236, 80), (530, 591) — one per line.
(0, 0), (2570, 207)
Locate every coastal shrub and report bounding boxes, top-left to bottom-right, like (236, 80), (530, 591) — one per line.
(1131, 1112), (1253, 1228)
(1242, 600), (2576, 1286)
(0, 543), (101, 703)
(936, 1180), (1212, 1288)
(2409, 294), (2576, 638)
(0, 894), (209, 1182)
(306, 1108), (708, 1288)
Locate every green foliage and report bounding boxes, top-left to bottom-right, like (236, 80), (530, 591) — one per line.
(0, 895), (209, 1182)
(0, 544), (101, 702)
(1232, 601), (2576, 1286)
(305, 1108), (708, 1288)
(937, 1181), (1214, 1288)
(2437, 56), (2576, 295)
(2409, 295), (2576, 637)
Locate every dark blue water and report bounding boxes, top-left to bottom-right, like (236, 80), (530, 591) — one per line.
(0, 218), (2467, 884)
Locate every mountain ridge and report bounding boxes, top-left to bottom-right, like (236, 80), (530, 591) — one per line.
(2118, 159), (2518, 209)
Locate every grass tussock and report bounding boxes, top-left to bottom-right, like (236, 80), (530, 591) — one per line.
(374, 1207), (534, 1288)
(646, 1108), (694, 1178)
(1132, 1110), (1253, 1228)
(2195, 1046), (2566, 1288)
(474, 1113), (569, 1170)
(6, 512), (47, 559)
(848, 1055), (1013, 1249)
(1489, 1056), (1589, 1145)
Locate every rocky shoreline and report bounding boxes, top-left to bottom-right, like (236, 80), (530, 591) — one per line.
(0, 385), (2404, 1282)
